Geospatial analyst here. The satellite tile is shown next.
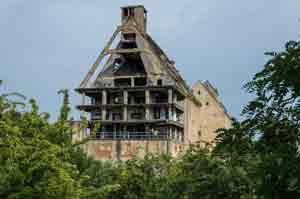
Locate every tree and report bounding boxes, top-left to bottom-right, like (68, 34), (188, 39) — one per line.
(215, 40), (300, 199)
(0, 83), (119, 199)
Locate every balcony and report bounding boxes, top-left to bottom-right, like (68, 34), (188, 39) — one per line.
(95, 131), (168, 140)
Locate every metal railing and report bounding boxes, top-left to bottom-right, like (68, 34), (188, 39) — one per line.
(95, 131), (168, 140)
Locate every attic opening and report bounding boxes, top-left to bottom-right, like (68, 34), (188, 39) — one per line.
(123, 33), (136, 41)
(112, 58), (123, 72)
(124, 8), (134, 17)
(121, 33), (137, 48)
(120, 41), (137, 49)
(113, 53), (146, 76)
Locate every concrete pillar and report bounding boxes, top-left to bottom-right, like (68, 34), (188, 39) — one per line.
(145, 125), (149, 139)
(168, 106), (172, 121)
(145, 89), (150, 104)
(145, 108), (150, 120)
(173, 93), (177, 104)
(131, 78), (134, 87)
(124, 90), (128, 104)
(102, 90), (107, 105)
(102, 90), (107, 121)
(145, 89), (150, 120)
(102, 109), (106, 121)
(168, 88), (173, 104)
(82, 93), (86, 105)
(123, 107), (127, 121)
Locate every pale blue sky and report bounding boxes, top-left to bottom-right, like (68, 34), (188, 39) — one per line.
(1, 0), (299, 120)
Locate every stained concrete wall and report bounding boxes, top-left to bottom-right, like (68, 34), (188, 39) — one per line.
(84, 139), (182, 160)
(184, 81), (232, 147)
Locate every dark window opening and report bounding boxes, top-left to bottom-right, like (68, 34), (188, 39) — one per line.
(112, 112), (122, 121)
(134, 77), (147, 86)
(124, 8), (134, 17)
(154, 107), (161, 119)
(123, 33), (136, 41)
(134, 96), (145, 104)
(152, 91), (168, 103)
(112, 58), (123, 72)
(130, 108), (145, 120)
(120, 41), (137, 49)
(128, 91), (145, 104)
(114, 78), (131, 87)
(124, 9), (129, 17)
(129, 8), (134, 16)
(157, 79), (163, 86)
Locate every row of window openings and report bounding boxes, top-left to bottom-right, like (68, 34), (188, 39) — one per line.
(91, 94), (168, 105)
(94, 130), (183, 142)
(91, 108), (179, 121)
(104, 78), (163, 88)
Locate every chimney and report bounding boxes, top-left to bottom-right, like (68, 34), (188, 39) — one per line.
(121, 5), (147, 33)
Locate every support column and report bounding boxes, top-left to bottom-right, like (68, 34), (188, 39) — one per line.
(123, 90), (128, 121)
(82, 93), (86, 105)
(102, 90), (107, 105)
(101, 125), (105, 139)
(168, 106), (172, 121)
(168, 88), (173, 104)
(131, 77), (134, 87)
(102, 90), (107, 121)
(173, 92), (178, 104)
(123, 90), (128, 105)
(145, 125), (150, 139)
(145, 89), (150, 104)
(80, 93), (86, 119)
(123, 107), (127, 121)
(145, 89), (150, 120)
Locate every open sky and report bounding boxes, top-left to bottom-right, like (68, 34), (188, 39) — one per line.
(1, 0), (299, 120)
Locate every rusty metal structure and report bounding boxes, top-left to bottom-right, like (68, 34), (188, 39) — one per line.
(74, 5), (231, 160)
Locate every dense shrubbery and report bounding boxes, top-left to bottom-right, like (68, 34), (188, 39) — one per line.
(1, 40), (300, 199)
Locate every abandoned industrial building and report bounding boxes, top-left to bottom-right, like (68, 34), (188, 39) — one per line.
(73, 5), (232, 160)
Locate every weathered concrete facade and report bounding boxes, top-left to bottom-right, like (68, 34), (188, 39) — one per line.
(73, 5), (231, 160)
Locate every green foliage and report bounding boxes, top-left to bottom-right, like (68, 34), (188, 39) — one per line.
(216, 40), (300, 199)
(0, 85), (116, 199)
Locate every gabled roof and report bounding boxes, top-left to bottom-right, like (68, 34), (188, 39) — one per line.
(145, 34), (190, 92)
(77, 6), (193, 97)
